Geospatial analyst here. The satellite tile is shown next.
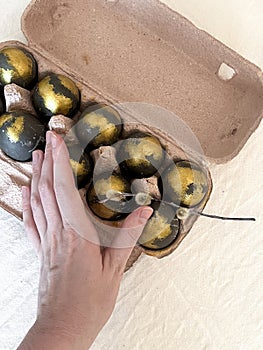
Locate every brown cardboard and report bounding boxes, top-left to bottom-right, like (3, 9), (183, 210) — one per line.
(21, 0), (263, 162)
(0, 0), (262, 263)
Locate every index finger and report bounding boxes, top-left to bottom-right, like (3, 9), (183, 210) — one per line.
(50, 132), (100, 246)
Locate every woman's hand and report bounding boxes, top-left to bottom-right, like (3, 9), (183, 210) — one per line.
(18, 131), (153, 350)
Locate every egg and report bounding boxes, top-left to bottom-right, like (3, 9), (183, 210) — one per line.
(117, 132), (165, 179)
(0, 110), (45, 161)
(67, 143), (93, 189)
(32, 73), (80, 121)
(138, 202), (180, 250)
(75, 103), (123, 149)
(0, 47), (37, 88)
(86, 172), (136, 221)
(160, 160), (208, 207)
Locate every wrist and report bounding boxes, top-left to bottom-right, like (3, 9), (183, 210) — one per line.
(18, 320), (93, 350)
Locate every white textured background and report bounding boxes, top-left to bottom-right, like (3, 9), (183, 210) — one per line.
(0, 1), (262, 349)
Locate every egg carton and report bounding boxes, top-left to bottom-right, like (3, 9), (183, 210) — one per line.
(0, 0), (262, 270)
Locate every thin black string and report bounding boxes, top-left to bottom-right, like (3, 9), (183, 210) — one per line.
(159, 199), (256, 222)
(194, 211), (256, 222)
(100, 192), (256, 222)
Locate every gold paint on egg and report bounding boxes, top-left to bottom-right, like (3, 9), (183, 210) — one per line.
(2, 48), (33, 80)
(118, 133), (164, 178)
(38, 76), (74, 116)
(163, 160), (208, 207)
(70, 159), (90, 177)
(88, 186), (118, 220)
(0, 111), (45, 161)
(76, 104), (122, 149)
(87, 173), (131, 221)
(125, 136), (163, 167)
(0, 47), (36, 87)
(139, 212), (171, 244)
(94, 176), (127, 197)
(0, 114), (13, 128)
(33, 73), (80, 119)
(67, 144), (93, 188)
(83, 112), (119, 147)
(58, 75), (80, 99)
(0, 69), (13, 84)
(6, 116), (24, 143)
(85, 112), (112, 129)
(138, 204), (179, 250)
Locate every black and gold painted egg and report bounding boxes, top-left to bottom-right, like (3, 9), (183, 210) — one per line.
(67, 143), (93, 189)
(138, 202), (180, 250)
(32, 73), (80, 120)
(117, 132), (165, 179)
(86, 172), (135, 221)
(75, 103), (122, 149)
(0, 110), (45, 161)
(160, 160), (208, 208)
(0, 47), (37, 88)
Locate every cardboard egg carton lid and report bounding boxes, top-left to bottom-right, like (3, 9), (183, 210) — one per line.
(21, 0), (263, 163)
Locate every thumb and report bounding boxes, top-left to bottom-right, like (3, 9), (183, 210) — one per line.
(104, 206), (153, 273)
(119, 206), (154, 248)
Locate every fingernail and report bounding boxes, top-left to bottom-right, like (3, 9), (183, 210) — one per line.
(32, 151), (39, 165)
(139, 207), (153, 221)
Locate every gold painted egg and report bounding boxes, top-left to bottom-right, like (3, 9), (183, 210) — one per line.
(67, 143), (93, 189)
(0, 110), (45, 161)
(161, 160), (208, 207)
(0, 47), (37, 88)
(86, 172), (135, 221)
(32, 73), (80, 120)
(117, 132), (165, 179)
(138, 202), (180, 250)
(75, 103), (123, 149)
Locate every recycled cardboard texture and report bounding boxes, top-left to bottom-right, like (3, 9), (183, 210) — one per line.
(22, 0), (263, 161)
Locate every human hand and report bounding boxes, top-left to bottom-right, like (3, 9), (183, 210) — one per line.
(18, 131), (153, 350)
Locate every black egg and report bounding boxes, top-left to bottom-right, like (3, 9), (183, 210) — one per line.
(160, 160), (209, 208)
(0, 95), (4, 115)
(117, 132), (165, 179)
(138, 202), (180, 250)
(32, 73), (80, 121)
(0, 47), (37, 88)
(0, 111), (45, 161)
(86, 172), (136, 221)
(75, 103), (123, 149)
(67, 143), (93, 189)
